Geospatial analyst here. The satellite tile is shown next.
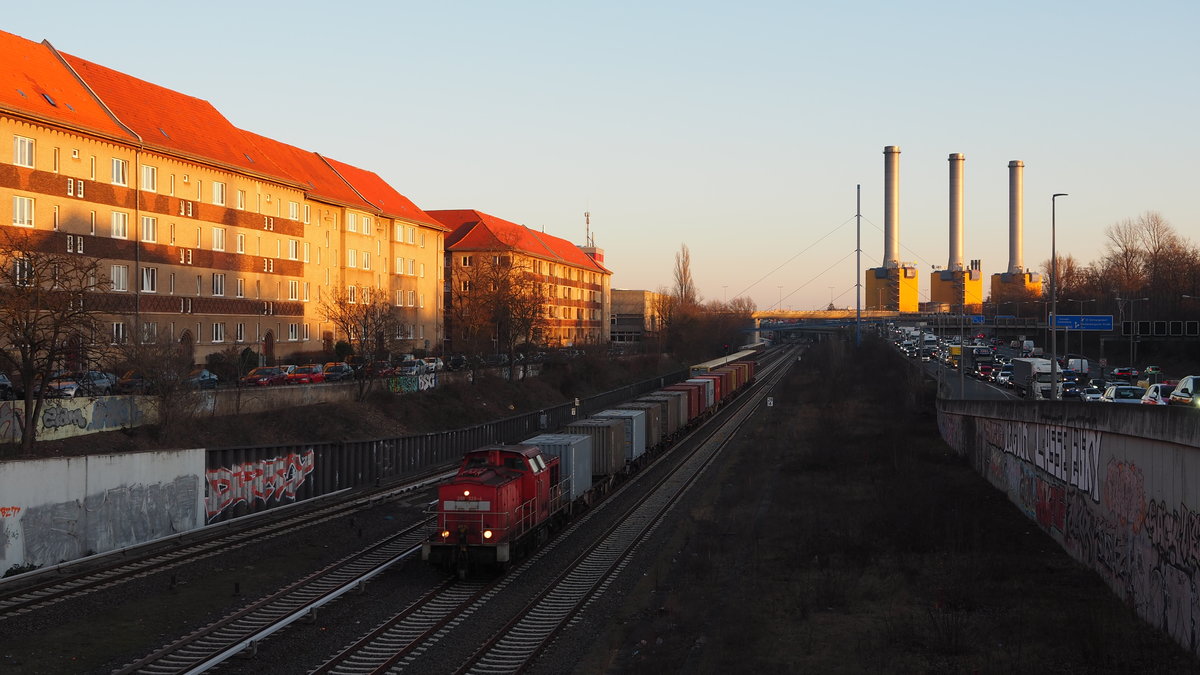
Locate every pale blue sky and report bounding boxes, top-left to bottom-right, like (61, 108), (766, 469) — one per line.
(8, 1), (1197, 311)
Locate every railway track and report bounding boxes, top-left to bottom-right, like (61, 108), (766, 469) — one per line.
(455, 348), (791, 673)
(303, 346), (794, 674)
(112, 517), (434, 674)
(0, 468), (452, 621)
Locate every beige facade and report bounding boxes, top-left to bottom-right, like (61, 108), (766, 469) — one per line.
(611, 289), (664, 344)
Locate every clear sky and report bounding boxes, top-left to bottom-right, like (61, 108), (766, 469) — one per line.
(7, 1), (1198, 311)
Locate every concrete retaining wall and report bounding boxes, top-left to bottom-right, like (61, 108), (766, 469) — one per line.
(0, 450), (204, 572)
(937, 399), (1200, 656)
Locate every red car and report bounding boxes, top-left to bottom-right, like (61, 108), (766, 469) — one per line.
(240, 366), (287, 386)
(286, 364), (326, 384)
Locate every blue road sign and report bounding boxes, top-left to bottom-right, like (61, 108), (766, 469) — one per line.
(969, 314), (985, 324)
(1052, 314), (1114, 331)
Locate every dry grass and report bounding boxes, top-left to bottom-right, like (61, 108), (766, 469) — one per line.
(588, 336), (1197, 674)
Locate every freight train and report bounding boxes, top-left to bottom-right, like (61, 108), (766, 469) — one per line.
(422, 354), (758, 577)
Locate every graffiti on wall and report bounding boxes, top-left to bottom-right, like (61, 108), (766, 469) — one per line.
(1001, 421), (1101, 502)
(385, 374), (438, 394)
(204, 450), (316, 520)
(0, 398), (152, 444)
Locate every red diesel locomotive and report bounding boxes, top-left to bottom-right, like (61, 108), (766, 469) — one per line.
(422, 444), (568, 577)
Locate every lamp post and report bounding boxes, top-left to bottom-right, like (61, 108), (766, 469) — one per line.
(1127, 297), (1148, 366)
(1050, 193), (1068, 400)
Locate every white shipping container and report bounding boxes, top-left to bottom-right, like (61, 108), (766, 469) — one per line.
(686, 378), (715, 408)
(593, 409), (647, 460)
(523, 433), (593, 501)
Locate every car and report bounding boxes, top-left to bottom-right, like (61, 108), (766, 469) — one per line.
(447, 354), (468, 371)
(279, 364), (298, 377)
(1060, 381), (1082, 399)
(1144, 365), (1162, 376)
(975, 364), (994, 380)
(115, 369), (152, 394)
(1101, 385), (1146, 403)
(397, 358), (426, 376)
(183, 368), (219, 390)
(1111, 366), (1139, 380)
(240, 366), (286, 386)
(1079, 386), (1104, 402)
(365, 361), (395, 377)
(1141, 383), (1173, 405)
(322, 362), (353, 382)
(994, 369), (1013, 387)
(0, 373), (14, 400)
(1169, 376), (1200, 406)
(45, 371), (117, 398)
(286, 364), (325, 384)
(423, 357), (444, 372)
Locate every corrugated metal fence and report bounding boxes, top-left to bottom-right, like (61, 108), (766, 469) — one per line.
(203, 370), (687, 523)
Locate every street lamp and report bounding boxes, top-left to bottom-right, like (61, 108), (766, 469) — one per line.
(1050, 193), (1068, 400)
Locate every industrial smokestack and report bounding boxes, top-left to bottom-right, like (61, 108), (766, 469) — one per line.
(883, 146), (900, 268)
(948, 153), (965, 271)
(1008, 160), (1024, 274)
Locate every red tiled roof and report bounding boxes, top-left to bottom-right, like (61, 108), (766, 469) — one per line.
(59, 51), (293, 181)
(239, 130), (374, 209)
(320, 156), (447, 230)
(431, 209), (609, 274)
(0, 31), (132, 139)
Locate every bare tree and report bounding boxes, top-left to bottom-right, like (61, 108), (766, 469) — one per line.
(673, 244), (700, 308)
(1100, 218), (1146, 296)
(0, 229), (111, 455)
(112, 335), (198, 442)
(320, 286), (399, 399)
(503, 264), (549, 378)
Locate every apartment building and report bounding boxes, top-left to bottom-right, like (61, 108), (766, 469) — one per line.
(431, 209), (611, 351)
(0, 30), (444, 365)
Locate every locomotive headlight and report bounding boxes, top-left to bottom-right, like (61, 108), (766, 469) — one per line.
(441, 530), (450, 539)
(463, 490), (470, 497)
(483, 530), (493, 539)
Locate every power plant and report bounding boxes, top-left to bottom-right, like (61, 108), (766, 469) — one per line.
(865, 146), (920, 311)
(990, 159), (1044, 304)
(863, 146), (1041, 314)
(929, 153), (983, 312)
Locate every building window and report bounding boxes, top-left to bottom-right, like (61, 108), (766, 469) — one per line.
(13, 258), (31, 287)
(362, 287), (371, 305)
(141, 216), (157, 242)
(212, 273), (225, 296)
(288, 280), (298, 300)
(288, 323), (299, 341)
(303, 204), (310, 224)
(212, 322), (226, 343)
(304, 282), (310, 301)
(347, 285), (357, 303)
(460, 280), (470, 292)
(236, 278), (244, 298)
(361, 251), (370, 270)
(111, 264), (128, 291)
(347, 249), (357, 268)
(420, 263), (426, 278)
(236, 189), (246, 210)
(13, 136), (34, 168)
(112, 322), (128, 344)
(407, 226), (416, 244)
(111, 158), (128, 185)
(211, 227), (226, 251)
(420, 232), (426, 248)
(362, 216), (372, 232)
(236, 233), (245, 254)
(408, 290), (416, 307)
(236, 322), (245, 342)
(288, 240), (298, 260)
(141, 267), (157, 292)
(289, 201), (299, 220)
(408, 259), (416, 276)
(12, 196), (34, 227)
(110, 211), (128, 238)
(396, 257), (405, 275)
(141, 322), (158, 343)
(212, 181), (226, 206)
(142, 165), (157, 192)
(303, 242), (310, 263)
(461, 255), (473, 267)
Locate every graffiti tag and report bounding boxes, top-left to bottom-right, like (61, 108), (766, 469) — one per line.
(204, 450), (316, 520)
(1003, 422), (1101, 502)
(0, 506), (20, 518)
(42, 405), (87, 430)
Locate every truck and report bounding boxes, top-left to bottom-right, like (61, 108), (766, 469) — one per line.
(948, 344), (962, 369)
(961, 346), (995, 377)
(1012, 357), (1054, 398)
